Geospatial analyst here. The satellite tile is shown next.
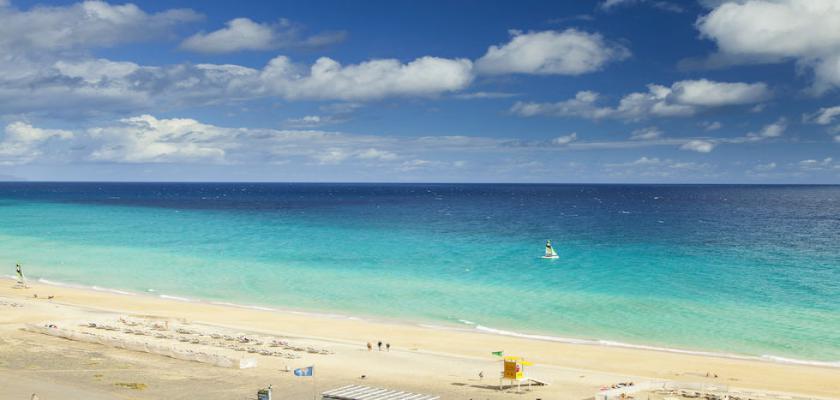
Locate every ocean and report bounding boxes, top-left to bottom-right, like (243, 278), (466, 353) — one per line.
(1, 182), (838, 366)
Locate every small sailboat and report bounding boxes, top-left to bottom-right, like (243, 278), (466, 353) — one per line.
(542, 240), (559, 259)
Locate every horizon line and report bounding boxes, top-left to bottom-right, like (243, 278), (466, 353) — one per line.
(1, 180), (838, 186)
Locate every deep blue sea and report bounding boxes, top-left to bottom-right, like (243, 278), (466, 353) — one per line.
(1, 183), (838, 365)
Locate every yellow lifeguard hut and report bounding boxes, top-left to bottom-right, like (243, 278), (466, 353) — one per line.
(500, 356), (543, 392)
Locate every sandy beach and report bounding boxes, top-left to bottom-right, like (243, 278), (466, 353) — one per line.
(1, 280), (838, 400)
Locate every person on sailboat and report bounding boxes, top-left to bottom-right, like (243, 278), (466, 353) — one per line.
(16, 263), (28, 287)
(544, 240), (559, 258)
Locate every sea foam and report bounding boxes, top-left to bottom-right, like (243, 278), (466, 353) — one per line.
(20, 274), (840, 369)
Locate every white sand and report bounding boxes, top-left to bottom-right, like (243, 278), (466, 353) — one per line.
(1, 281), (838, 400)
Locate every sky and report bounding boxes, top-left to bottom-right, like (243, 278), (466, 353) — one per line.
(0, 0), (839, 183)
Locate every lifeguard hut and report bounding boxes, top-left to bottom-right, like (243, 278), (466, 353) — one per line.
(499, 356), (547, 392)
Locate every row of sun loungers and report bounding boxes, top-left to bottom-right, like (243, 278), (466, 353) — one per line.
(21, 314), (344, 372)
(1, 299), (24, 307)
(656, 390), (766, 400)
(26, 323), (257, 369)
(649, 384), (794, 400)
(83, 317), (334, 360)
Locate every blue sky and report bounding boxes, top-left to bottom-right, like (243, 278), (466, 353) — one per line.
(0, 0), (838, 183)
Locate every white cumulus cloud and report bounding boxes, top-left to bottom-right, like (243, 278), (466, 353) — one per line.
(0, 0), (200, 52)
(600, 0), (684, 12)
(630, 127), (663, 140)
(604, 156), (715, 179)
(83, 115), (403, 165)
(803, 105), (840, 143)
(357, 148), (398, 161)
(752, 162), (777, 172)
(747, 118), (786, 140)
(680, 140), (716, 153)
(697, 0), (840, 93)
(453, 91), (518, 100)
(182, 18), (275, 53)
(87, 114), (230, 163)
(511, 79), (770, 120)
(805, 105), (840, 125)
(11, 112), (799, 170)
(551, 132), (578, 146)
(510, 91), (614, 119)
(0, 2), (474, 117)
(283, 115), (347, 128)
(668, 79), (771, 107)
(1, 121), (74, 164)
(181, 17), (345, 53)
(475, 29), (630, 75)
(0, 53), (475, 117)
(261, 55), (474, 100)
(799, 157), (836, 170)
(702, 121), (722, 131)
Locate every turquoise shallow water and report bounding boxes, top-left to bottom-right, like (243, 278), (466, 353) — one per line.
(0, 183), (838, 365)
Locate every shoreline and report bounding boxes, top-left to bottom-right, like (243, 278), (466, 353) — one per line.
(3, 279), (840, 399)
(8, 275), (840, 371)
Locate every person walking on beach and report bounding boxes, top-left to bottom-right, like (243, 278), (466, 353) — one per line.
(377, 341), (382, 351)
(366, 342), (372, 351)
(386, 343), (390, 352)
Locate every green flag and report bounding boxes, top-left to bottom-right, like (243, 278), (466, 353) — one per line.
(491, 351), (503, 357)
